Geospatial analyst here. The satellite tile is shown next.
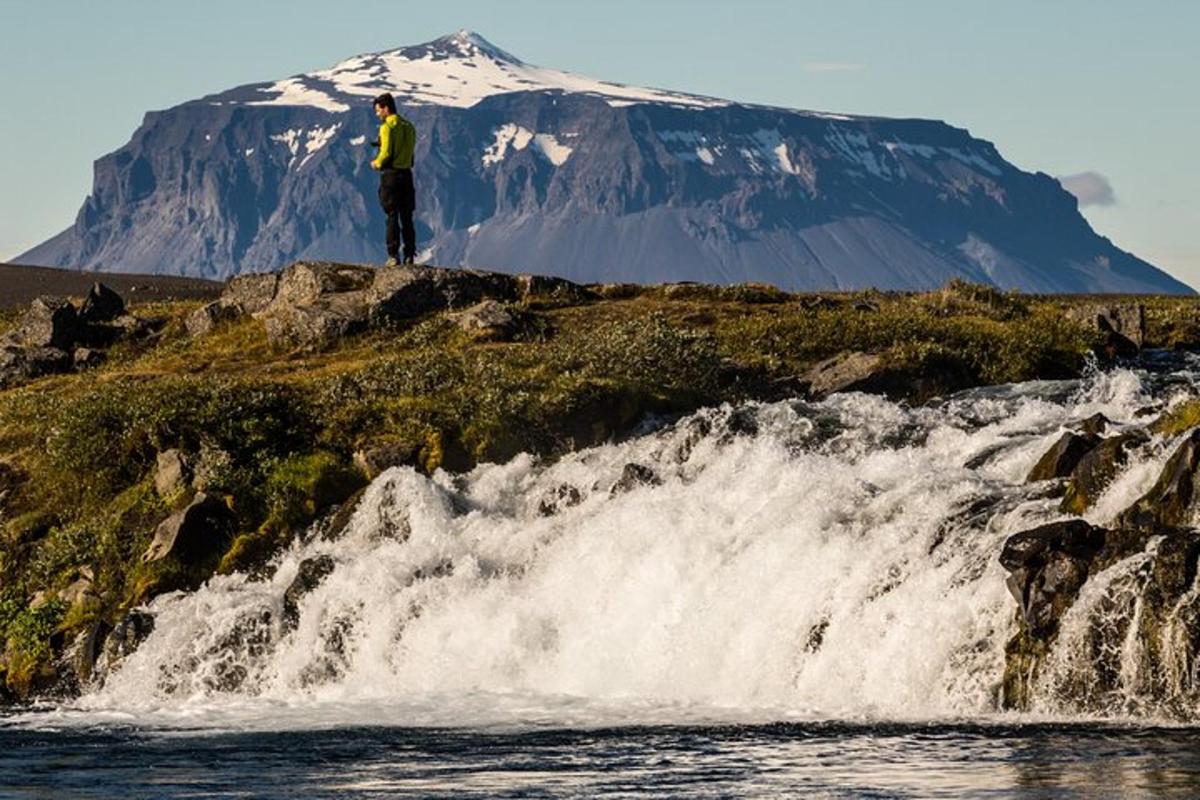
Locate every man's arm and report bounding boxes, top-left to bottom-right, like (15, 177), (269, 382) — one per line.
(371, 123), (392, 170)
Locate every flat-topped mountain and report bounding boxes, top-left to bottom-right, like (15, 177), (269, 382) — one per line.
(18, 31), (1191, 294)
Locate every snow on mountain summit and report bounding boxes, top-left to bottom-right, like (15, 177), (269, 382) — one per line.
(245, 30), (734, 111)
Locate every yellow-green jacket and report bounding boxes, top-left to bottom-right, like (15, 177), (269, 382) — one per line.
(372, 113), (416, 170)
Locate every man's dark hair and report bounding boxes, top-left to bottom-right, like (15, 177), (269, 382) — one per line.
(373, 92), (397, 114)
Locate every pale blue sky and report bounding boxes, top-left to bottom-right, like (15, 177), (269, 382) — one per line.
(2, 0), (1196, 285)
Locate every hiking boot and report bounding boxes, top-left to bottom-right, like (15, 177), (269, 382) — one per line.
(384, 257), (400, 267)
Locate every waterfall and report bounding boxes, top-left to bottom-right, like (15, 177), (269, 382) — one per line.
(66, 366), (1199, 728)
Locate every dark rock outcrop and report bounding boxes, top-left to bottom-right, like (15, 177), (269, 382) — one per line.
(281, 555), (337, 632)
(611, 463), (662, 495)
(1000, 519), (1108, 639)
(1059, 430), (1150, 514)
(1117, 428), (1200, 530)
(0, 285), (155, 389)
(1026, 431), (1102, 483)
(1066, 303), (1146, 358)
(78, 282), (125, 323)
(97, 609), (156, 678)
(141, 492), (236, 565)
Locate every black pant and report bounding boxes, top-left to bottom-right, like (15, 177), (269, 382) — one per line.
(378, 168), (415, 260)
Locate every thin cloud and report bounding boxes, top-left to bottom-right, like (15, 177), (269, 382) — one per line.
(1058, 171), (1117, 208)
(801, 62), (866, 73)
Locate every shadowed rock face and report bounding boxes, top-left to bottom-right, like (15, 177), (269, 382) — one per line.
(15, 34), (1192, 294)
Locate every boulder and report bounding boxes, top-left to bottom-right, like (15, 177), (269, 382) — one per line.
(611, 463), (662, 495)
(368, 265), (515, 323)
(109, 314), (160, 339)
(1060, 430), (1150, 514)
(451, 299), (517, 341)
(268, 262), (375, 310)
(154, 449), (191, 497)
(1026, 431), (1101, 482)
(62, 620), (110, 689)
(0, 345), (72, 388)
(72, 347), (106, 369)
(281, 555), (337, 631)
(514, 274), (595, 305)
(98, 609), (155, 676)
(263, 292), (371, 348)
(223, 272), (279, 314)
(1117, 429), (1200, 530)
(999, 519), (1107, 638)
(1066, 303), (1145, 357)
(11, 296), (80, 349)
(141, 492), (236, 565)
(78, 283), (125, 323)
(353, 438), (420, 479)
(1074, 413), (1111, 438)
(186, 301), (242, 337)
(538, 484), (583, 516)
(805, 352), (885, 399)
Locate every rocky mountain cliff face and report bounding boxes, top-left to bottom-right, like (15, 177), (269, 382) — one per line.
(19, 31), (1192, 293)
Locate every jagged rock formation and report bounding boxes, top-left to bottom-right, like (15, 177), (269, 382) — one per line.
(18, 31), (1191, 294)
(190, 260), (586, 348)
(1002, 409), (1200, 714)
(0, 284), (159, 389)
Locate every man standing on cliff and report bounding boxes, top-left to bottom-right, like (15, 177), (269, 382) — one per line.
(370, 93), (417, 266)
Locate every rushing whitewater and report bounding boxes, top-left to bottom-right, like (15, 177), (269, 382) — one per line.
(61, 362), (1200, 728)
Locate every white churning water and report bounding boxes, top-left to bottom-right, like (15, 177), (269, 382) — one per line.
(54, 365), (1200, 730)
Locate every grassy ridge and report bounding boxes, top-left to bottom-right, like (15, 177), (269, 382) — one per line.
(0, 278), (1196, 697)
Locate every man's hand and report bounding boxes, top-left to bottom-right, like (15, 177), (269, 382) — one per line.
(370, 161), (380, 171)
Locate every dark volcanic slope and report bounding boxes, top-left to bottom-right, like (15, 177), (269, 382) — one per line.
(0, 263), (221, 309)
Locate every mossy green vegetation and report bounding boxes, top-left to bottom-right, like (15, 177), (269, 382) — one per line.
(1, 276), (1199, 698)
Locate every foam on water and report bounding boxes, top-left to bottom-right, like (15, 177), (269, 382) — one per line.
(16, 366), (1198, 731)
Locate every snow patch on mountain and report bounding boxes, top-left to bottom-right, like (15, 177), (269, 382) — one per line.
(249, 78), (350, 114)
(298, 124), (341, 168)
(483, 124), (572, 167)
(244, 31), (731, 112)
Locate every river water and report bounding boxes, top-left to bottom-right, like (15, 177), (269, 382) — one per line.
(4, 357), (1200, 797)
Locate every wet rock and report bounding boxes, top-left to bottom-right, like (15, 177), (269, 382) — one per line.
(320, 486), (367, 542)
(224, 272), (279, 314)
(451, 299), (517, 341)
(1060, 430), (1150, 515)
(611, 463), (662, 495)
(98, 609), (155, 674)
(538, 484), (584, 516)
(185, 301), (242, 337)
(281, 555), (337, 632)
(63, 620), (110, 689)
(1000, 519), (1107, 638)
(10, 296), (80, 349)
(1074, 413), (1111, 438)
(1026, 431), (1102, 482)
(78, 282), (125, 324)
(141, 492), (235, 565)
(154, 449), (191, 497)
(1117, 429), (1200, 530)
